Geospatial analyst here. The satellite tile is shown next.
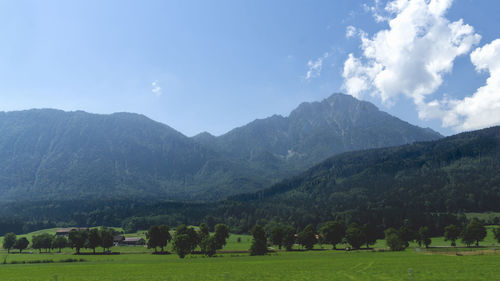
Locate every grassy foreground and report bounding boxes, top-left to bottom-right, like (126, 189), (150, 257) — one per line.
(0, 227), (499, 281)
(0, 248), (499, 281)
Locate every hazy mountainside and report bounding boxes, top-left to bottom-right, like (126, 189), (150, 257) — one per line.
(0, 94), (442, 202)
(227, 126), (500, 227)
(0, 109), (219, 200)
(194, 93), (442, 172)
(0, 126), (496, 235)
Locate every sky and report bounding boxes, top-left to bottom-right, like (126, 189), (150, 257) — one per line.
(1, 0), (499, 136)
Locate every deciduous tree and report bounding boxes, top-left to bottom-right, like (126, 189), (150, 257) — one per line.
(14, 237), (29, 253)
(320, 221), (345, 249)
(282, 226), (296, 251)
(250, 224), (267, 255)
(385, 228), (406, 251)
(213, 224), (230, 250)
(2, 232), (16, 253)
(461, 220), (486, 247)
(172, 234), (191, 258)
(444, 224), (461, 246)
(417, 226), (431, 248)
(52, 235), (67, 253)
(270, 226), (285, 250)
(68, 230), (88, 254)
(87, 228), (101, 254)
(297, 224), (316, 250)
(345, 223), (364, 250)
(100, 228), (114, 252)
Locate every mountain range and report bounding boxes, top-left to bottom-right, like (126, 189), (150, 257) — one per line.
(0, 93), (442, 202)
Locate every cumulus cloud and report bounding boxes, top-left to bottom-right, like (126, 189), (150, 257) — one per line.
(152, 81), (162, 96)
(305, 53), (330, 81)
(341, 0), (498, 131)
(426, 40), (500, 130)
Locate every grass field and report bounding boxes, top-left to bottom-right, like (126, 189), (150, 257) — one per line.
(0, 227), (499, 281)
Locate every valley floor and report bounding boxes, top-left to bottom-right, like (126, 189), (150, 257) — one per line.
(1, 228), (499, 281)
(1, 247), (499, 281)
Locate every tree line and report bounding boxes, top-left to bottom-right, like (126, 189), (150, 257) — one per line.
(146, 223), (229, 258)
(3, 220), (499, 257)
(2, 227), (117, 255)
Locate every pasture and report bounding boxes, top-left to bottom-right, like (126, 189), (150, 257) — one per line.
(0, 228), (499, 281)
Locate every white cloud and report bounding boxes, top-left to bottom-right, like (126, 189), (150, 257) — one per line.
(305, 53), (329, 81)
(424, 40), (500, 130)
(152, 81), (162, 96)
(363, 0), (389, 23)
(346, 26), (357, 38)
(342, 0), (491, 131)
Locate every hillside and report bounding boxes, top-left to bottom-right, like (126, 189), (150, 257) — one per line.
(0, 94), (442, 202)
(223, 126), (500, 231)
(0, 109), (220, 200)
(0, 126), (497, 235)
(195, 93), (442, 172)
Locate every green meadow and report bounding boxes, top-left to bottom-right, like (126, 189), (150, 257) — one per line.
(0, 227), (499, 281)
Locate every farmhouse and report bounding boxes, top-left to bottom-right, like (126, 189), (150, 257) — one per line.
(55, 227), (89, 236)
(120, 237), (146, 246)
(113, 235), (125, 246)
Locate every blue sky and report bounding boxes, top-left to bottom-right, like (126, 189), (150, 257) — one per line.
(1, 0), (499, 136)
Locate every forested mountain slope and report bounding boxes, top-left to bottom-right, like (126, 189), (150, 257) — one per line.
(0, 126), (496, 235)
(0, 94), (442, 202)
(228, 126), (500, 229)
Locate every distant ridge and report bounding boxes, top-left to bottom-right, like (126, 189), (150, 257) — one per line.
(0, 93), (442, 202)
(195, 93), (442, 172)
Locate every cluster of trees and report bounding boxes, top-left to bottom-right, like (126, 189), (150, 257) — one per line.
(252, 221), (376, 255)
(250, 219), (500, 255)
(384, 226), (431, 251)
(444, 220), (491, 247)
(32, 233), (68, 253)
(146, 223), (229, 258)
(2, 228), (117, 255)
(67, 228), (115, 254)
(2, 233), (29, 253)
(263, 221), (377, 254)
(384, 220), (494, 251)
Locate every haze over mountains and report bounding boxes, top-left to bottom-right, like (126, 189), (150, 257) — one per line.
(0, 93), (442, 202)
